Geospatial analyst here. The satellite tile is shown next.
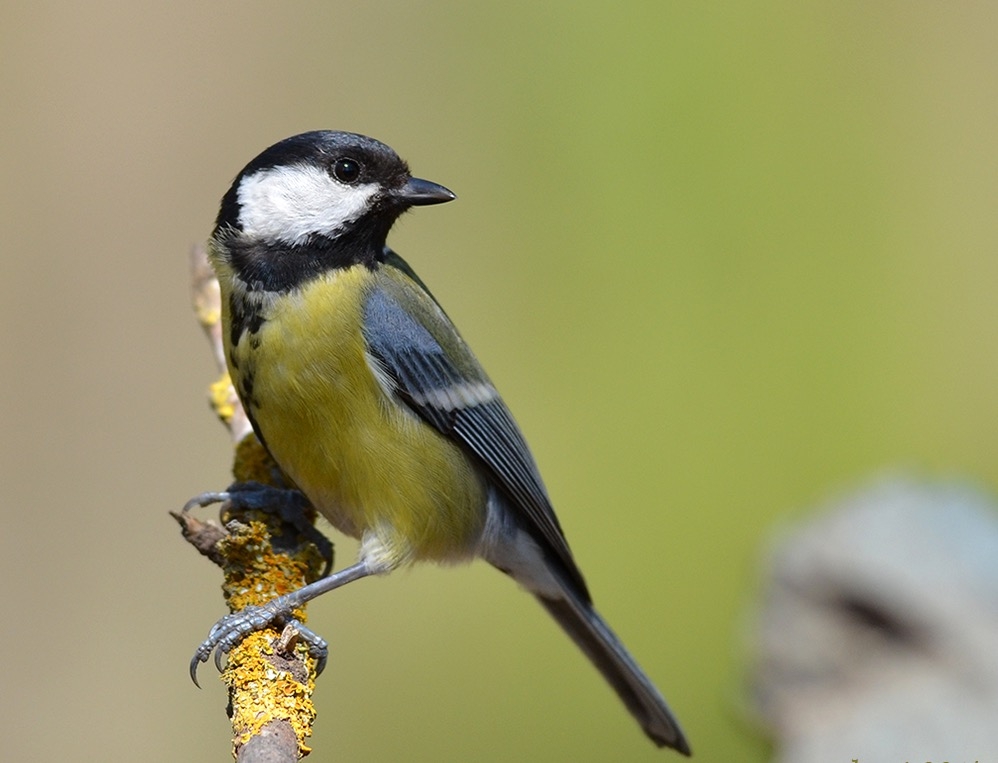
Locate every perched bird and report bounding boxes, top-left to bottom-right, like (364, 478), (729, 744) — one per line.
(192, 130), (689, 754)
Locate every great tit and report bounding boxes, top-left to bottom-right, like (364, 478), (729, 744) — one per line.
(194, 130), (690, 754)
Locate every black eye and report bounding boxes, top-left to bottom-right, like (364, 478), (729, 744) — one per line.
(332, 157), (361, 184)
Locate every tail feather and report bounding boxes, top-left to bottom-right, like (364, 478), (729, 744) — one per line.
(536, 592), (691, 755)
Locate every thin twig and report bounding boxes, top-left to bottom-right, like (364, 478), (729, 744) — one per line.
(178, 243), (324, 761)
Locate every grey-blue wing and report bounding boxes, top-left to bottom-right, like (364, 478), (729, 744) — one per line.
(363, 266), (590, 599)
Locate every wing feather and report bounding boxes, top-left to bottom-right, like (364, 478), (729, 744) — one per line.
(363, 263), (589, 598)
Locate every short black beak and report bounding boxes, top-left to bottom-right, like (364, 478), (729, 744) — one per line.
(397, 176), (456, 206)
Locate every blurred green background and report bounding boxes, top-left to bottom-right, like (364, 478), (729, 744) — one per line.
(2, 2), (996, 761)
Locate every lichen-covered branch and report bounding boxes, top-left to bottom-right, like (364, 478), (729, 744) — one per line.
(174, 244), (326, 761)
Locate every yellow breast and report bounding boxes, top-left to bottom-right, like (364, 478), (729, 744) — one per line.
(221, 265), (486, 569)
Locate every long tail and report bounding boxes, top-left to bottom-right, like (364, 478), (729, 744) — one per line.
(536, 589), (691, 755)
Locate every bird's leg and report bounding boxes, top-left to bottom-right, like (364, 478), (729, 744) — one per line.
(190, 559), (376, 685)
(184, 481), (334, 575)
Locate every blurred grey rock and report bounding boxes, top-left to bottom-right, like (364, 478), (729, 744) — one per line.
(750, 476), (998, 763)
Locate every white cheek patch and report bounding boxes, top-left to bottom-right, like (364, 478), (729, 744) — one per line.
(237, 164), (379, 245)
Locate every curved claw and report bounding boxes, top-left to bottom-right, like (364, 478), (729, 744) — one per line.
(182, 490), (231, 514)
(187, 560), (373, 686)
(286, 619), (329, 675)
(189, 607), (332, 685)
(181, 483), (335, 574)
(190, 642), (214, 687)
(188, 603), (300, 685)
(190, 655), (204, 687)
(214, 645), (227, 673)
(181, 482), (279, 515)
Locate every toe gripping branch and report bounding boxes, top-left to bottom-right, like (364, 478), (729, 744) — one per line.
(173, 435), (331, 759)
(178, 479), (334, 684)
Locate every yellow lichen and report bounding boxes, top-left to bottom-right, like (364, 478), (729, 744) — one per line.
(232, 434), (281, 486)
(209, 374), (238, 424)
(216, 520), (316, 612)
(196, 304), (222, 328)
(216, 519), (324, 759)
(224, 631), (317, 758)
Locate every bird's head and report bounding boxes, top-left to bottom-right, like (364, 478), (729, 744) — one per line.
(214, 131), (454, 250)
